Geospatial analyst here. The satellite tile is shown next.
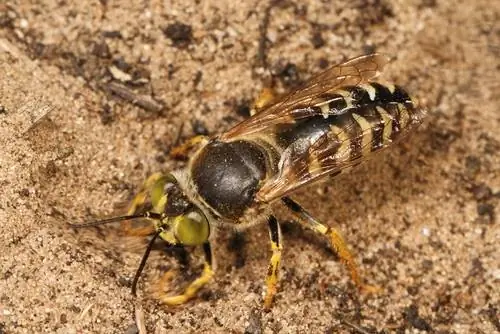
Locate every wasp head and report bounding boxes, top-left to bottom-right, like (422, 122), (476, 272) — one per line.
(133, 174), (210, 246)
(70, 173), (211, 296)
(71, 173), (210, 247)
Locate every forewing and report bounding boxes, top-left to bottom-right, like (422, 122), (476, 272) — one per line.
(256, 102), (426, 202)
(221, 53), (391, 140)
(256, 120), (373, 202)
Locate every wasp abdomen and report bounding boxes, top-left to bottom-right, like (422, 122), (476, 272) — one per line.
(323, 84), (423, 160)
(277, 83), (423, 149)
(191, 140), (267, 219)
(258, 83), (425, 200)
(339, 82), (425, 150)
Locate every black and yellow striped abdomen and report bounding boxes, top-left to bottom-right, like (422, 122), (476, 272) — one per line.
(255, 82), (426, 201)
(276, 82), (423, 152)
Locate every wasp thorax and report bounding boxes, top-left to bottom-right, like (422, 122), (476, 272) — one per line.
(191, 140), (267, 219)
(172, 210), (210, 246)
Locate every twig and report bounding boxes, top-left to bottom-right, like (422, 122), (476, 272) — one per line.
(134, 301), (147, 334)
(106, 82), (164, 113)
(78, 302), (94, 321)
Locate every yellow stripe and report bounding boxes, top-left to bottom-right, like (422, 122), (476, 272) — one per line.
(319, 103), (330, 119)
(359, 83), (377, 101)
(329, 125), (350, 143)
(352, 113), (373, 155)
(308, 154), (323, 174)
(376, 106), (393, 144)
(386, 84), (396, 94)
(315, 95), (348, 118)
(398, 103), (410, 129)
(329, 125), (351, 161)
(335, 89), (351, 98)
(336, 89), (354, 110)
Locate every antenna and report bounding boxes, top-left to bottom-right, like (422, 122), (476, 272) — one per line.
(132, 231), (162, 296)
(69, 212), (164, 228)
(69, 211), (170, 297)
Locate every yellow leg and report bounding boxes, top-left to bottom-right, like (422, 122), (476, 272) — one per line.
(123, 172), (165, 236)
(282, 197), (379, 293)
(169, 135), (208, 159)
(157, 242), (214, 306)
(126, 172), (165, 215)
(252, 87), (276, 115)
(264, 215), (282, 309)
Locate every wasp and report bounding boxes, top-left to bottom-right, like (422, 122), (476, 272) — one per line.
(72, 53), (427, 309)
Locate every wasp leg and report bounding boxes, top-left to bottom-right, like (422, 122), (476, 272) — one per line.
(158, 242), (214, 306)
(169, 135), (209, 159)
(281, 197), (379, 293)
(124, 172), (164, 236)
(251, 87), (276, 116)
(263, 215), (283, 309)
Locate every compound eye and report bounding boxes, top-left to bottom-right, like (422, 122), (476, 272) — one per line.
(173, 210), (210, 246)
(163, 182), (192, 216)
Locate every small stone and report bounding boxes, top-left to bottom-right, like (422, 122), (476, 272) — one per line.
(244, 309), (262, 334)
(277, 62), (300, 87)
(192, 120), (209, 136)
(163, 22), (193, 47)
(311, 31), (325, 49)
(465, 155), (481, 176)
(477, 203), (495, 224)
(123, 324), (138, 334)
(404, 305), (432, 331)
(470, 183), (492, 201)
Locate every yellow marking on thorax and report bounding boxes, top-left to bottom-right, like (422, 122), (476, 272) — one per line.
(376, 106), (393, 144)
(248, 134), (282, 153)
(247, 134), (284, 170)
(352, 113), (373, 155)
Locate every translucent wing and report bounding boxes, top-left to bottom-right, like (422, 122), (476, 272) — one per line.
(221, 53), (391, 140)
(256, 99), (427, 202)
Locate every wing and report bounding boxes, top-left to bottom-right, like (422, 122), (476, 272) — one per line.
(221, 53), (391, 140)
(256, 98), (427, 202)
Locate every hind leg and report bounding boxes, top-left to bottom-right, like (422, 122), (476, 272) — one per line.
(282, 197), (379, 293)
(263, 215), (283, 309)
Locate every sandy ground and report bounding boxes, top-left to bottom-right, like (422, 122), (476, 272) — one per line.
(1, 0), (499, 333)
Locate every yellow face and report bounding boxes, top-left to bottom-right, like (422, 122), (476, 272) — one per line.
(150, 175), (210, 247)
(160, 210), (210, 246)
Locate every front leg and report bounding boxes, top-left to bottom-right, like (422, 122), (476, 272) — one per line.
(157, 242), (214, 306)
(263, 215), (283, 309)
(169, 135), (209, 160)
(124, 172), (167, 236)
(251, 87), (277, 116)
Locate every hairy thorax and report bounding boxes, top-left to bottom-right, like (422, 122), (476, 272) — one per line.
(190, 139), (269, 220)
